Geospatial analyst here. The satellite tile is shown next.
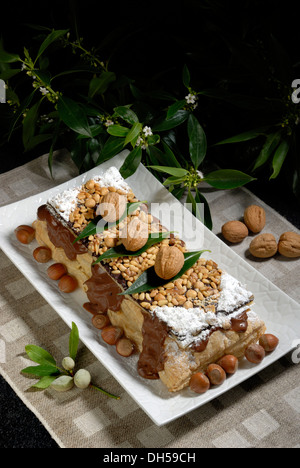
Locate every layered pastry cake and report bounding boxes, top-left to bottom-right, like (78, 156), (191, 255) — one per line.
(32, 167), (266, 393)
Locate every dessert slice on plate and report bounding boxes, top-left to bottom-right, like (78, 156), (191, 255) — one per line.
(31, 167), (267, 393)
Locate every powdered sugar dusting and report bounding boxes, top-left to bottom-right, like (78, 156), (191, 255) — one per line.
(92, 167), (130, 192)
(152, 271), (255, 348)
(48, 167), (130, 222)
(48, 187), (80, 222)
(217, 272), (253, 313)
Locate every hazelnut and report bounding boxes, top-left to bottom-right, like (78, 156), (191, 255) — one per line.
(96, 192), (127, 223)
(278, 232), (300, 258)
(101, 326), (123, 345)
(244, 205), (266, 233)
(121, 217), (149, 252)
(189, 372), (210, 394)
(206, 364), (226, 386)
(217, 355), (239, 374)
(15, 225), (35, 244)
(222, 221), (249, 244)
(245, 343), (265, 364)
(259, 334), (279, 352)
(116, 338), (135, 357)
(249, 233), (278, 258)
(47, 263), (67, 280)
(154, 245), (185, 280)
(33, 246), (52, 263)
(58, 275), (78, 293)
(92, 314), (111, 330)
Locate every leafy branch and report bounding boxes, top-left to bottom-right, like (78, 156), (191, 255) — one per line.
(21, 322), (120, 399)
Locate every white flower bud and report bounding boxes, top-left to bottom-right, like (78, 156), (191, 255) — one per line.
(74, 369), (91, 389)
(62, 357), (75, 371)
(51, 376), (74, 392)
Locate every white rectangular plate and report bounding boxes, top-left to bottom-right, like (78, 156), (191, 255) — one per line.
(1, 151), (300, 426)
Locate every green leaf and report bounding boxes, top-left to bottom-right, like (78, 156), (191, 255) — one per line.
(97, 135), (126, 164)
(94, 231), (174, 264)
(88, 71), (116, 98)
(167, 100), (186, 120)
(161, 142), (181, 168)
(73, 201), (146, 242)
(186, 189), (213, 230)
(31, 375), (57, 389)
(195, 190), (213, 231)
(188, 114), (207, 169)
(69, 322), (79, 361)
(120, 250), (210, 295)
(22, 99), (43, 150)
(57, 97), (93, 137)
(163, 176), (187, 186)
(21, 364), (60, 377)
(113, 106), (139, 125)
(25, 345), (57, 367)
(182, 64), (191, 88)
(204, 169), (256, 189)
(107, 125), (129, 137)
(214, 127), (269, 146)
(124, 122), (142, 147)
(253, 132), (282, 171)
(35, 29), (69, 62)
(120, 146), (142, 179)
(153, 110), (190, 132)
(0, 40), (20, 63)
(270, 140), (290, 180)
(148, 166), (188, 177)
(147, 134), (160, 146)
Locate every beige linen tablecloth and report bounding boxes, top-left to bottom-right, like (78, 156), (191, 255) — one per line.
(0, 150), (299, 448)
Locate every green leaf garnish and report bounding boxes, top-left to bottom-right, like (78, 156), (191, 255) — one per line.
(119, 250), (210, 295)
(73, 201), (147, 243)
(25, 345), (57, 367)
(69, 321), (79, 361)
(93, 231), (174, 264)
(21, 364), (60, 377)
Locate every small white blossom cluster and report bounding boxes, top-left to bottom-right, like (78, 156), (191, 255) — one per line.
(136, 126), (153, 149)
(185, 93), (198, 110)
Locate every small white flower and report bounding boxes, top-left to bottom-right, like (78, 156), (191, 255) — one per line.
(197, 170), (204, 179)
(39, 87), (49, 95)
(185, 93), (197, 104)
(143, 126), (153, 137)
(136, 136), (147, 149)
(21, 63), (27, 71)
(105, 119), (114, 127)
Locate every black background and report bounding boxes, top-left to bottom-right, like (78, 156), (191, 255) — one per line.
(0, 0), (299, 448)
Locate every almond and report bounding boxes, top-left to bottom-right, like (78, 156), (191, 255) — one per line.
(278, 231), (300, 258)
(96, 192), (127, 223)
(244, 205), (266, 233)
(249, 233), (278, 258)
(121, 217), (149, 252)
(154, 245), (185, 280)
(222, 221), (249, 244)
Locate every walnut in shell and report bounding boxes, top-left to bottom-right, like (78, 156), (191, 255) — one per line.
(278, 232), (300, 258)
(154, 245), (185, 280)
(249, 233), (278, 259)
(97, 192), (127, 223)
(244, 205), (266, 233)
(121, 217), (149, 252)
(222, 221), (249, 244)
